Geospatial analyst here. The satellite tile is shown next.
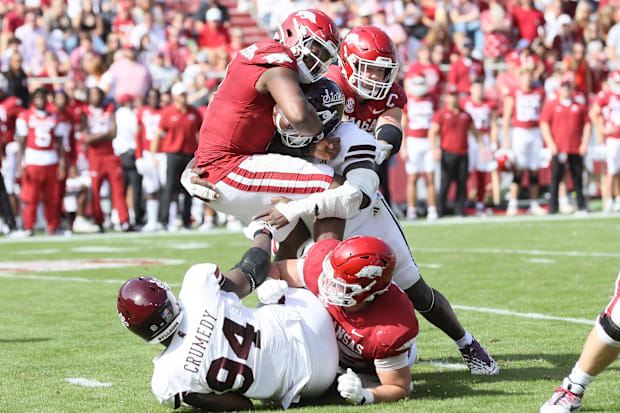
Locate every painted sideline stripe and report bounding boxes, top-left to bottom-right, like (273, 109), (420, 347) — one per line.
(453, 305), (595, 326)
(419, 361), (468, 370)
(415, 247), (620, 258)
(401, 211), (620, 227)
(0, 273), (181, 287)
(65, 378), (112, 388)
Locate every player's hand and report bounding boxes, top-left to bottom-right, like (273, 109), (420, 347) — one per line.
(310, 137), (340, 160)
(253, 206), (289, 229)
(432, 147), (441, 162)
(399, 149), (408, 162)
(337, 368), (370, 405)
(68, 166), (78, 179)
(578, 142), (588, 157)
(242, 220), (275, 241)
(135, 157), (145, 175)
(255, 278), (288, 304)
(549, 143), (558, 156)
(56, 164), (66, 181)
(375, 140), (393, 165)
(180, 168), (220, 202)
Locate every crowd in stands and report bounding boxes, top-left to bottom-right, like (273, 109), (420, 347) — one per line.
(1, 0), (619, 236)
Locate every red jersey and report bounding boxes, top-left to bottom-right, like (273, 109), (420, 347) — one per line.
(447, 57), (484, 95)
(404, 96), (434, 138)
(432, 108), (473, 155)
(197, 24), (230, 49)
(540, 99), (589, 154)
(84, 104), (116, 159)
(16, 110), (61, 166)
(0, 96), (24, 145)
(135, 106), (162, 157)
(195, 39), (298, 183)
(327, 65), (407, 133)
(52, 109), (76, 167)
(460, 97), (496, 134)
(301, 239), (418, 373)
(596, 90), (620, 139)
(158, 104), (201, 155)
(512, 7), (544, 42)
(509, 87), (545, 129)
(405, 62), (443, 103)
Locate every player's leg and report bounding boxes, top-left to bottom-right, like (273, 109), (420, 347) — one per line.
(406, 172), (418, 220)
(454, 154), (468, 216)
(89, 162), (105, 228)
(20, 164), (41, 233)
(541, 271), (620, 413)
(422, 140), (437, 220)
(568, 154), (587, 212)
(437, 151), (456, 217)
(107, 157), (130, 227)
(141, 151), (161, 231)
(158, 153), (175, 228)
(0, 172), (17, 232)
(42, 164), (62, 233)
(549, 155), (564, 214)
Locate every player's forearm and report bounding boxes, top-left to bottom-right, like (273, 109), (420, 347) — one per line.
(183, 391), (254, 411)
(540, 122), (554, 148)
(582, 123), (592, 148)
(368, 383), (410, 403)
(289, 101), (322, 136)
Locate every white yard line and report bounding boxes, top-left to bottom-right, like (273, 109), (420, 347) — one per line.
(401, 211), (620, 227)
(65, 378), (112, 388)
(0, 273), (181, 287)
(418, 361), (468, 370)
(415, 247), (620, 258)
(527, 258), (556, 264)
(452, 305), (595, 326)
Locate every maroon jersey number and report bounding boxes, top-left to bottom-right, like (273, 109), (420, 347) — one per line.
(206, 318), (261, 393)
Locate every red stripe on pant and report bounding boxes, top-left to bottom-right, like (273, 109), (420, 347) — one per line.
(20, 164), (62, 232)
(222, 166), (332, 194)
(89, 155), (129, 226)
(604, 274), (620, 318)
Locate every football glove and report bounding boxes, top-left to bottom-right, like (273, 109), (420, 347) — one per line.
(180, 169), (218, 201)
(337, 368), (374, 405)
(375, 141), (393, 165)
(255, 278), (288, 304)
(242, 220), (275, 241)
(135, 157), (145, 176)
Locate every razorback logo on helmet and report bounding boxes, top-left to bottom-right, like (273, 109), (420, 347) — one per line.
(355, 265), (384, 279)
(344, 33), (360, 47)
(296, 10), (317, 23)
(263, 53), (294, 64)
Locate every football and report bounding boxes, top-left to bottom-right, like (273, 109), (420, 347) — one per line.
(273, 104), (292, 133)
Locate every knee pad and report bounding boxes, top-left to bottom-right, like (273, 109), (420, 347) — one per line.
(406, 279), (435, 313)
(595, 313), (620, 348)
(529, 173), (539, 186)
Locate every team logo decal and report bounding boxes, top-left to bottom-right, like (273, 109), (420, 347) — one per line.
(345, 97), (355, 114)
(322, 88), (344, 107)
(118, 313), (129, 328)
(296, 10), (317, 23)
(355, 265), (384, 279)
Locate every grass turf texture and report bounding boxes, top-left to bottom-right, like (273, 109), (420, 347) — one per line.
(1, 216), (620, 413)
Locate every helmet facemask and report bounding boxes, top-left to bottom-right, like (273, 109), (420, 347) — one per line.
(289, 18), (338, 84)
(342, 51), (399, 100)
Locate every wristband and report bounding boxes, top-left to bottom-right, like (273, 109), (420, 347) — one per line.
(253, 228), (273, 240)
(359, 389), (374, 405)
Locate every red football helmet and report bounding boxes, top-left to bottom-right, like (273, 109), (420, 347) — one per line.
(339, 25), (399, 100)
(117, 276), (183, 344)
(319, 236), (396, 307)
(495, 149), (515, 172)
(274, 9), (339, 84)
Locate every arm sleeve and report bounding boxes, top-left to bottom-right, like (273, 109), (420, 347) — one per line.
(374, 352), (412, 372)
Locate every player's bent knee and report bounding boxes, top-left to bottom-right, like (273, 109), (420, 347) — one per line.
(596, 313), (620, 348)
(405, 278), (435, 313)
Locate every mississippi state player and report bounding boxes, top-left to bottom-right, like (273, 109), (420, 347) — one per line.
(188, 9), (342, 246)
(590, 70), (620, 213)
(460, 78), (500, 213)
(117, 228), (338, 411)
(15, 88), (65, 235)
(0, 73), (24, 218)
(135, 88), (163, 231)
(541, 270), (620, 413)
(401, 75), (437, 220)
(258, 81), (499, 376)
(264, 236), (417, 405)
(502, 67), (547, 216)
(327, 25), (405, 206)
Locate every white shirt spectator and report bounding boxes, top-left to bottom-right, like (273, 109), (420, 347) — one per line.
(113, 106), (138, 156)
(149, 61), (180, 92)
(607, 23), (620, 64)
(15, 24), (46, 65)
(130, 23), (167, 51)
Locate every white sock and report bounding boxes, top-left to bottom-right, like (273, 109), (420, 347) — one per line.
(128, 208), (135, 225)
(455, 331), (474, 349)
(407, 206), (415, 216)
(146, 199), (159, 226)
(203, 215), (214, 225)
(615, 196), (620, 204)
(508, 199), (517, 208)
(428, 205), (437, 213)
(476, 201), (484, 210)
(563, 363), (594, 395)
(168, 201), (178, 227)
(606, 199), (614, 209)
(559, 196), (570, 206)
(530, 200), (540, 209)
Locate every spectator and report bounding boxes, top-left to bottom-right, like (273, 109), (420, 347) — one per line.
(151, 82), (202, 231)
(104, 33), (123, 67)
(480, 0), (511, 62)
(540, 76), (590, 214)
(4, 52), (29, 104)
(69, 31), (95, 82)
(544, 0), (564, 46)
(429, 84), (479, 217)
(226, 27), (244, 61)
(551, 14), (575, 59)
(73, 0), (104, 40)
(163, 27), (191, 73)
(194, 0), (230, 32)
(606, 9), (620, 68)
(84, 52), (114, 102)
(449, 0), (482, 51)
(111, 2), (135, 45)
(447, 37), (484, 95)
(15, 11), (46, 65)
(512, 0), (545, 42)
(372, 6), (407, 49)
(197, 7), (230, 60)
(573, 1), (592, 43)
(187, 72), (210, 107)
(1, 37), (22, 72)
(563, 42), (590, 94)
(130, 11), (166, 52)
(406, 44), (443, 104)
(107, 47), (152, 102)
(148, 51), (179, 93)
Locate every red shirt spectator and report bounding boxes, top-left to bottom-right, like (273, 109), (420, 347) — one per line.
(431, 106), (473, 154)
(512, 0), (544, 42)
(198, 8), (230, 49)
(540, 97), (589, 154)
(448, 55), (484, 95)
(157, 104), (201, 155)
(163, 29), (192, 73)
(480, 2), (512, 59)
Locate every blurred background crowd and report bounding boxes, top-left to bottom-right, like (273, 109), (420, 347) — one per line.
(0, 0), (619, 237)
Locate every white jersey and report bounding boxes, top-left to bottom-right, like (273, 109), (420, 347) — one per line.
(151, 264), (337, 409)
(324, 121), (377, 176)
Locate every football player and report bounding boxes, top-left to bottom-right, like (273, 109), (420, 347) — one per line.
(326, 25), (405, 206)
(540, 270), (620, 412)
(257, 79), (498, 376)
(259, 235), (418, 405)
(117, 226), (338, 411)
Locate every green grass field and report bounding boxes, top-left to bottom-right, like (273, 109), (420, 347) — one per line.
(1, 214), (620, 413)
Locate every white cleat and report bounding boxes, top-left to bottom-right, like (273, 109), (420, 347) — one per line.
(198, 220), (215, 232)
(459, 339), (499, 375)
(540, 387), (582, 413)
(506, 205), (518, 216)
(72, 216), (99, 233)
(529, 205), (548, 216)
(559, 204), (575, 214)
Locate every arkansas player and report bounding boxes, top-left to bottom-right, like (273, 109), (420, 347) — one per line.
(461, 77), (500, 214)
(0, 73), (24, 218)
(266, 236), (418, 405)
(327, 25), (405, 206)
(502, 67), (547, 216)
(589, 70), (620, 213)
(82, 87), (131, 232)
(15, 88), (65, 235)
(188, 9), (342, 246)
(401, 75), (437, 220)
(135, 88), (163, 232)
